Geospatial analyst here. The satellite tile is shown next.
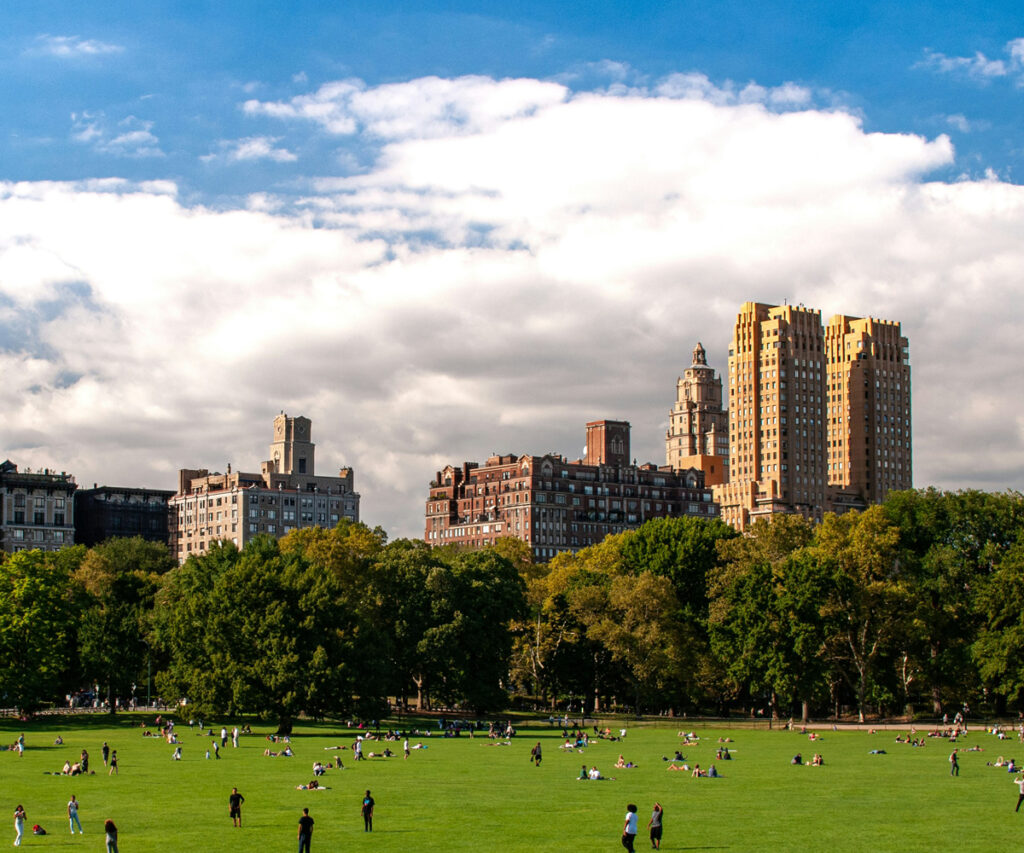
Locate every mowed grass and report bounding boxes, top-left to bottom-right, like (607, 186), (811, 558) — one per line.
(0, 714), (1021, 851)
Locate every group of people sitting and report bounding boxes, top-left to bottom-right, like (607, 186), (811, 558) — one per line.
(578, 764), (615, 781)
(614, 754), (638, 769)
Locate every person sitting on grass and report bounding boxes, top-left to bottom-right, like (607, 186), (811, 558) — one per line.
(811, 753), (824, 766)
(707, 765), (720, 777)
(691, 765), (704, 778)
(62, 760), (72, 775)
(791, 753), (803, 765)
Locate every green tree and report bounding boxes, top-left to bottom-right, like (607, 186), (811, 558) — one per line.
(154, 531), (386, 728)
(813, 508), (908, 722)
(76, 537), (174, 711)
(973, 541), (1024, 707)
(416, 549), (526, 712)
(0, 547), (85, 711)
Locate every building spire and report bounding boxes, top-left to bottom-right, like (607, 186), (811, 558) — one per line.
(692, 341), (707, 366)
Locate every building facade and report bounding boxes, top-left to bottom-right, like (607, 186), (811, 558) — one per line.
(825, 314), (912, 510)
(168, 414), (360, 562)
(74, 486), (175, 547)
(0, 460), (77, 554)
(712, 302), (829, 531)
(425, 419), (718, 561)
(666, 342), (729, 485)
(711, 302), (911, 530)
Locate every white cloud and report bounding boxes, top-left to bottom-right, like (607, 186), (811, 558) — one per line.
(3, 75), (1024, 539)
(71, 113), (164, 158)
(918, 38), (1024, 82)
(30, 34), (124, 58)
(202, 136), (298, 164)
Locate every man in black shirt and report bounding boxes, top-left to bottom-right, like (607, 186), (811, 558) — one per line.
(229, 788), (245, 827)
(298, 808), (314, 852)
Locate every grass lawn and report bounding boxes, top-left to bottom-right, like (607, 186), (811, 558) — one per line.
(0, 714), (1019, 851)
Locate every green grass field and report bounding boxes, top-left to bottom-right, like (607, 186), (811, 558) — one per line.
(0, 714), (1020, 851)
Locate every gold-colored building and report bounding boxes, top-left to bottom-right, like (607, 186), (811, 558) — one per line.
(711, 302), (911, 530)
(712, 302), (828, 530)
(825, 315), (912, 510)
(665, 342), (729, 485)
(168, 413), (359, 563)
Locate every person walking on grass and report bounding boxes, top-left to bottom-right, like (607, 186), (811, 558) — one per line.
(297, 808), (314, 853)
(1014, 775), (1024, 812)
(68, 794), (83, 834)
(229, 787), (245, 827)
(647, 802), (663, 849)
(108, 750), (118, 775)
(13, 805), (25, 847)
(950, 749), (959, 776)
(361, 791), (375, 832)
(103, 819), (118, 853)
(621, 803), (638, 853)
(102, 742), (110, 767)
(531, 741), (542, 766)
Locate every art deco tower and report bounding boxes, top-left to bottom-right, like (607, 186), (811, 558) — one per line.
(712, 302), (828, 530)
(825, 315), (912, 509)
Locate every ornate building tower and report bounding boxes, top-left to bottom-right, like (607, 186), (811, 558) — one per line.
(269, 413), (315, 475)
(666, 342), (729, 486)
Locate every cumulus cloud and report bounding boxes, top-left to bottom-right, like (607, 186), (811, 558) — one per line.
(3, 74), (1023, 538)
(71, 113), (164, 158)
(202, 136), (298, 164)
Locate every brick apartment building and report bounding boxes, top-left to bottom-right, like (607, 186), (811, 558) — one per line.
(425, 419), (718, 561)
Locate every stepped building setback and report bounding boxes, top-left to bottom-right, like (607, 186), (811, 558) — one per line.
(707, 301), (911, 530)
(425, 419), (717, 561)
(169, 413), (360, 563)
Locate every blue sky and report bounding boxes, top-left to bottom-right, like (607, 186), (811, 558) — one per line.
(2, 2), (1023, 537)
(6, 1), (1024, 192)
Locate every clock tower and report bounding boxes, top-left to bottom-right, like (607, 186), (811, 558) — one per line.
(269, 413), (315, 475)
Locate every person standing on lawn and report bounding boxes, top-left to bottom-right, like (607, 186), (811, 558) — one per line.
(621, 803), (638, 853)
(647, 802), (663, 849)
(297, 808), (314, 853)
(68, 794), (83, 834)
(361, 791), (375, 832)
(229, 788), (245, 827)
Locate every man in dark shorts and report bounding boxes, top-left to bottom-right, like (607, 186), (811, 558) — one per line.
(361, 790), (375, 832)
(297, 808), (314, 852)
(229, 787), (245, 827)
(648, 802), (663, 849)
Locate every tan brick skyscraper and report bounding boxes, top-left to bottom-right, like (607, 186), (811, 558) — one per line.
(712, 302), (828, 530)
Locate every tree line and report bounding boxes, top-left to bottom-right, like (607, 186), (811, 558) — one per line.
(1, 489), (1022, 724)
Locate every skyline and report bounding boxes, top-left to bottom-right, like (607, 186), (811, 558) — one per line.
(2, 2), (1023, 538)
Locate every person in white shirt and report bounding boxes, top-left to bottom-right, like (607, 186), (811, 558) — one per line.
(621, 804), (638, 852)
(1014, 775), (1024, 812)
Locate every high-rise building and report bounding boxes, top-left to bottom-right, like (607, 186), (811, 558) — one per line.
(711, 302), (911, 530)
(712, 302), (828, 530)
(168, 413), (360, 562)
(825, 315), (912, 510)
(425, 419), (718, 561)
(0, 460), (77, 553)
(665, 342), (729, 485)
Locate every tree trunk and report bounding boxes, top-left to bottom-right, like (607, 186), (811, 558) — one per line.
(801, 699), (810, 723)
